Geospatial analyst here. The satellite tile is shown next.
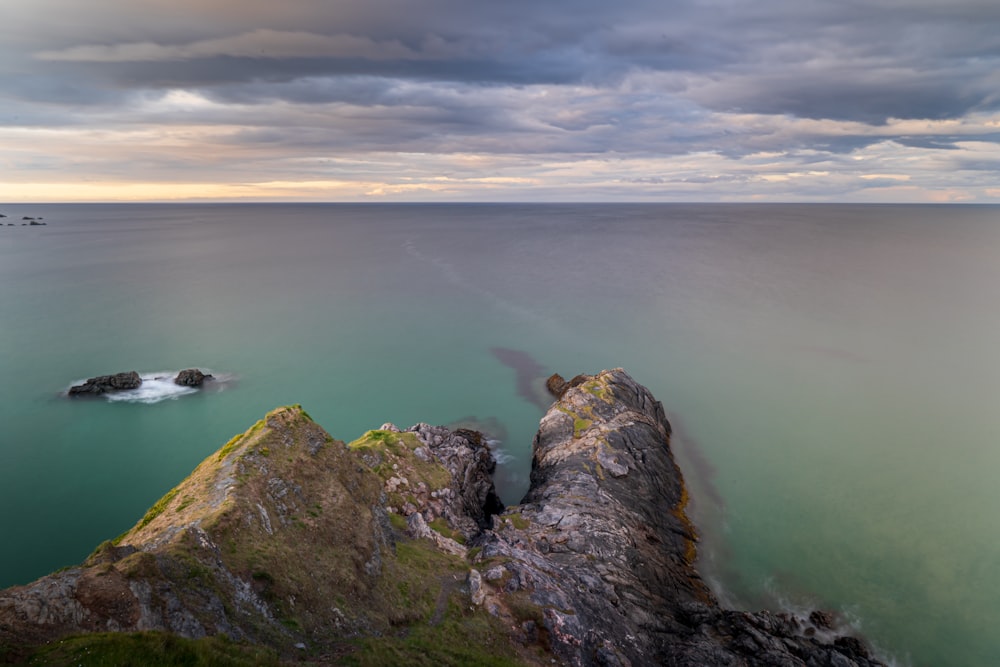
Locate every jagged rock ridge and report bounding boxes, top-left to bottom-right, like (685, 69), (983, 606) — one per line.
(477, 369), (886, 666)
(1, 370), (888, 666)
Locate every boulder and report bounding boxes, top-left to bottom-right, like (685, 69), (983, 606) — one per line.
(544, 372), (591, 398)
(174, 368), (212, 387)
(68, 371), (142, 396)
(545, 372), (567, 397)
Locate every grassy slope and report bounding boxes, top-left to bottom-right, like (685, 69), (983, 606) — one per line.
(8, 406), (530, 666)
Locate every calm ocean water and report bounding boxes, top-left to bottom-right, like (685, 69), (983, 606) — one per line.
(2, 203), (999, 665)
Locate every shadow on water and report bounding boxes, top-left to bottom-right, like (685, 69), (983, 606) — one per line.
(658, 413), (742, 599)
(667, 413), (725, 509)
(489, 346), (552, 411)
(668, 416), (851, 635)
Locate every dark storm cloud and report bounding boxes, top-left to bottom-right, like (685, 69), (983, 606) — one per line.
(6, 0), (1000, 123)
(685, 66), (998, 124)
(87, 54), (586, 90)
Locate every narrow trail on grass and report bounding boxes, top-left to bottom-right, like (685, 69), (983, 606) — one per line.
(429, 574), (464, 626)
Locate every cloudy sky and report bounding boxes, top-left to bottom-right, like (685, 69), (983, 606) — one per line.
(2, 0), (999, 202)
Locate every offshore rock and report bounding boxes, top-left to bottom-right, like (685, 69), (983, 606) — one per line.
(174, 368), (212, 387)
(68, 371), (142, 396)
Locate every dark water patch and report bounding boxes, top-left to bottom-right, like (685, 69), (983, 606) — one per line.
(668, 413), (725, 509)
(489, 347), (551, 411)
(666, 412), (736, 601)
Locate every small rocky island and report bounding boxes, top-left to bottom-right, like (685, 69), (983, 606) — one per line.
(67, 369), (213, 396)
(2, 369), (887, 665)
(0, 214), (46, 226)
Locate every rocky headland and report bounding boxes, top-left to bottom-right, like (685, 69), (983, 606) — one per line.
(2, 369), (887, 666)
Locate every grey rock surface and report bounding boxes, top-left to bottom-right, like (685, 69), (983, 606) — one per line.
(474, 368), (886, 667)
(68, 371), (142, 396)
(174, 368), (212, 387)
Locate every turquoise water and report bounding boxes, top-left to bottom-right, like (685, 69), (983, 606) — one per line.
(2, 203), (999, 665)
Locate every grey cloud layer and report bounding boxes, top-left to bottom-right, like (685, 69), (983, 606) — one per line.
(9, 0), (998, 121)
(2, 0), (999, 199)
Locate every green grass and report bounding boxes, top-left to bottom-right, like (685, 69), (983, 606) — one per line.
(348, 431), (451, 491)
(393, 540), (466, 575)
(217, 419), (268, 462)
(135, 486), (181, 531)
(389, 513), (408, 531)
(342, 600), (526, 667)
(505, 591), (544, 625)
(377, 538), (469, 623)
(582, 380), (611, 401)
(507, 513), (530, 530)
(554, 404), (596, 438)
(428, 518), (466, 544)
(1, 640), (16, 664)
(25, 632), (281, 667)
(217, 434), (245, 462)
(348, 430), (404, 452)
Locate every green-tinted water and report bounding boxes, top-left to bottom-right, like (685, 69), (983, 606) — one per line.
(2, 203), (998, 666)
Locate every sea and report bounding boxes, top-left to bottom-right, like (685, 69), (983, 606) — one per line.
(1, 202), (998, 666)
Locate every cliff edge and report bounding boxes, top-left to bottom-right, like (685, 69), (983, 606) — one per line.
(476, 369), (884, 666)
(0, 370), (887, 666)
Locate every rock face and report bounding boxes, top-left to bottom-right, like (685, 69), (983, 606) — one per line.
(3, 370), (889, 666)
(67, 371), (142, 396)
(174, 368), (212, 387)
(474, 369), (885, 666)
(0, 405), (511, 663)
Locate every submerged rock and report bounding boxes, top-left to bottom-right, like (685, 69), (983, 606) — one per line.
(68, 371), (142, 396)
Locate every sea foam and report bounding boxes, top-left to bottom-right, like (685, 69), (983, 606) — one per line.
(67, 369), (233, 404)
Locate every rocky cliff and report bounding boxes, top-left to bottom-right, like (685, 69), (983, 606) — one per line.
(0, 370), (887, 666)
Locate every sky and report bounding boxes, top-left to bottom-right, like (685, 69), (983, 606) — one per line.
(2, 0), (999, 203)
